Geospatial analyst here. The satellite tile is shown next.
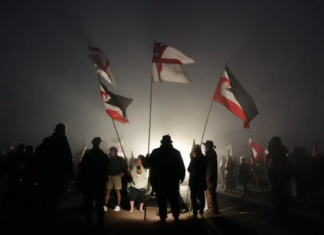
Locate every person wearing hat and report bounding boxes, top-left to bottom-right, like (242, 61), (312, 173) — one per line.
(104, 146), (128, 212)
(145, 135), (186, 225)
(203, 140), (219, 214)
(34, 123), (74, 223)
(78, 137), (109, 227)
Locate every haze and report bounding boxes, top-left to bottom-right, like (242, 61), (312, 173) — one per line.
(1, 0), (323, 163)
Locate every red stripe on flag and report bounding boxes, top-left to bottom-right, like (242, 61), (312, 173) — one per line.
(214, 76), (249, 128)
(100, 90), (108, 102)
(106, 109), (128, 124)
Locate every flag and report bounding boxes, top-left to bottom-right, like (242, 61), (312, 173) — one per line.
(249, 138), (263, 162)
(312, 140), (320, 158)
(264, 149), (269, 162)
(100, 82), (133, 124)
(152, 42), (194, 83)
(129, 151), (136, 169)
(214, 66), (258, 128)
(88, 45), (116, 87)
(74, 142), (87, 163)
(116, 142), (124, 157)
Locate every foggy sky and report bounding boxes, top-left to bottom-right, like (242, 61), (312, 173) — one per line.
(1, 0), (323, 160)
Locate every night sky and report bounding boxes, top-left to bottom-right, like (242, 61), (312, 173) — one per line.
(1, 0), (323, 162)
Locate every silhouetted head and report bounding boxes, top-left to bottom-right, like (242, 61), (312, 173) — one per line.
(17, 143), (25, 153)
(270, 136), (281, 147)
(91, 137), (102, 149)
(25, 146), (34, 155)
(292, 147), (298, 153)
(240, 156), (246, 164)
(55, 123), (67, 136)
(137, 155), (145, 166)
(193, 144), (202, 156)
(203, 140), (216, 152)
(160, 135), (172, 144)
(297, 147), (307, 155)
(109, 146), (118, 157)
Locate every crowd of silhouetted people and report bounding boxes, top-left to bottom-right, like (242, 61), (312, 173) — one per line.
(1, 123), (324, 229)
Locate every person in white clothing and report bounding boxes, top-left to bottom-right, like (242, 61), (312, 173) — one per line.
(129, 155), (147, 213)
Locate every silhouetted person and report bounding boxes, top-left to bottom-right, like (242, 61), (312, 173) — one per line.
(145, 135), (185, 225)
(188, 145), (207, 219)
(21, 146), (37, 215)
(266, 136), (290, 219)
(6, 143), (25, 213)
(288, 147), (299, 199)
(104, 146), (127, 212)
(254, 163), (268, 193)
(203, 140), (219, 214)
(129, 155), (147, 213)
(296, 147), (313, 203)
(225, 156), (235, 193)
(238, 157), (251, 197)
(35, 123), (74, 223)
(79, 137), (109, 227)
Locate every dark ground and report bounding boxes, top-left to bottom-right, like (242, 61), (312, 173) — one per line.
(1, 183), (323, 235)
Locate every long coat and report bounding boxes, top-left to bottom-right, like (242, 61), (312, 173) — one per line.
(188, 154), (207, 191)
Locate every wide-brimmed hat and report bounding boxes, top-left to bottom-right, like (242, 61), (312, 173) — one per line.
(161, 135), (173, 144)
(203, 140), (216, 148)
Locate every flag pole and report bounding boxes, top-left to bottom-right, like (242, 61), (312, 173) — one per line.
(148, 75), (153, 154)
(200, 65), (227, 145)
(200, 100), (214, 145)
(144, 41), (155, 222)
(111, 118), (127, 160)
(91, 44), (128, 161)
(148, 40), (156, 154)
